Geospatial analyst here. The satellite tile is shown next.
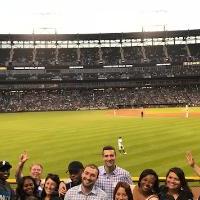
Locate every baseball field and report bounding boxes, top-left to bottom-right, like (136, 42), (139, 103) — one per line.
(1, 107), (200, 179)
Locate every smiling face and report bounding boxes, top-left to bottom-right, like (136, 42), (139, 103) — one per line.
(139, 174), (156, 194)
(69, 170), (83, 184)
(23, 178), (35, 196)
(103, 150), (116, 168)
(30, 165), (43, 180)
(0, 169), (10, 181)
(81, 166), (98, 190)
(166, 172), (181, 191)
(115, 187), (128, 200)
(44, 178), (57, 196)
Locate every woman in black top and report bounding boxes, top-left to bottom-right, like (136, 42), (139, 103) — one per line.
(41, 174), (60, 200)
(159, 167), (193, 200)
(16, 176), (38, 200)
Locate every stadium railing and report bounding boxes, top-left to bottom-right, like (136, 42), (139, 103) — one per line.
(7, 176), (200, 183)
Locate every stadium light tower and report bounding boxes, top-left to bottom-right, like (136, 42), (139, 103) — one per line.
(38, 27), (57, 34)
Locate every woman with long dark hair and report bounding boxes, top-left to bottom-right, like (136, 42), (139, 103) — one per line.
(16, 176), (38, 200)
(113, 182), (133, 200)
(159, 167), (193, 200)
(41, 174), (60, 200)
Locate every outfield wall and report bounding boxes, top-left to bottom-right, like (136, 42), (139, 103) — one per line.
(8, 176), (200, 184)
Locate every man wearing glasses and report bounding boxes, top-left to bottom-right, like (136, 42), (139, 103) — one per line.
(59, 161), (84, 198)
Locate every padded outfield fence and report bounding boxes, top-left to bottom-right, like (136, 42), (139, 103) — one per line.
(7, 176), (200, 183)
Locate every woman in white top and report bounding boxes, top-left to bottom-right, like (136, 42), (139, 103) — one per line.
(131, 169), (159, 200)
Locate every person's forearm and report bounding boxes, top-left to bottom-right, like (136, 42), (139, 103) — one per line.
(15, 161), (25, 181)
(192, 163), (200, 176)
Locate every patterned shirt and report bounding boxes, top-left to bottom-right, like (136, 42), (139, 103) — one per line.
(95, 166), (133, 200)
(64, 184), (108, 200)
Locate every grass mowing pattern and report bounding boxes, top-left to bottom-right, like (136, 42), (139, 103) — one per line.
(0, 108), (200, 179)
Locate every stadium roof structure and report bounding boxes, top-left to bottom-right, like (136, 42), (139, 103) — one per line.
(0, 29), (200, 41)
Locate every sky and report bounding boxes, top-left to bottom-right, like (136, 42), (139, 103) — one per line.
(1, 0), (200, 34)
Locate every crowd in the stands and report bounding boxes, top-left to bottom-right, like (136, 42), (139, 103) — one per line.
(0, 86), (200, 112)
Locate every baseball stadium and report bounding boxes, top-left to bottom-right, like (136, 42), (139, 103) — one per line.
(1, 0), (200, 199)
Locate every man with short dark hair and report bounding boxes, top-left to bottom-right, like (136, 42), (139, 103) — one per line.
(96, 146), (133, 199)
(0, 161), (15, 200)
(64, 164), (107, 200)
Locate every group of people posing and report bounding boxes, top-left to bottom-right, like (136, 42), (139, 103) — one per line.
(0, 146), (199, 200)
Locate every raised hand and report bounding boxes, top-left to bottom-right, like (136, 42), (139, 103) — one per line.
(186, 151), (195, 167)
(19, 151), (29, 164)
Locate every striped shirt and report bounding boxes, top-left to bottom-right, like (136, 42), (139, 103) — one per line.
(95, 166), (133, 200)
(64, 184), (108, 200)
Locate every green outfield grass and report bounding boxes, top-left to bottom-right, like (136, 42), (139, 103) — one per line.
(1, 107), (200, 179)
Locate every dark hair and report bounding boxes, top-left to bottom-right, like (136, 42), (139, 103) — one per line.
(138, 169), (159, 194)
(102, 145), (116, 155)
(16, 176), (38, 200)
(41, 174), (60, 199)
(84, 164), (99, 178)
(67, 161), (84, 174)
(166, 167), (192, 194)
(113, 182), (133, 200)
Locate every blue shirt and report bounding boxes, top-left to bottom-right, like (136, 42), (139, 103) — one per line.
(95, 166), (133, 200)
